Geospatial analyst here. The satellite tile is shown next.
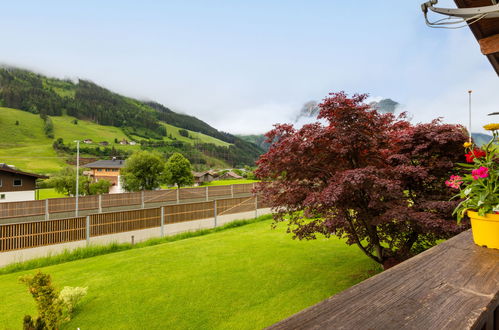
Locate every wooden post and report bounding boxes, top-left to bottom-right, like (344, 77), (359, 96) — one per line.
(98, 194), (102, 213)
(206, 186), (209, 201)
(176, 188), (180, 204)
(131, 235), (135, 245)
(255, 195), (258, 219)
(141, 190), (145, 209)
(45, 199), (49, 220)
(160, 206), (165, 237)
(214, 200), (217, 228)
(86, 215), (90, 246)
(231, 184), (234, 198)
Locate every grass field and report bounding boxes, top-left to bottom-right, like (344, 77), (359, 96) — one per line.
(0, 107), (66, 173)
(0, 219), (380, 329)
(0, 107), (231, 174)
(203, 179), (259, 186)
(37, 188), (65, 199)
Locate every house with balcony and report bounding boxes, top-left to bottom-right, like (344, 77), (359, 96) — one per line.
(0, 163), (47, 202)
(84, 158), (125, 194)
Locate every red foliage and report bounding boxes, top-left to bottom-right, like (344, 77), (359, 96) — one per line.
(255, 92), (469, 267)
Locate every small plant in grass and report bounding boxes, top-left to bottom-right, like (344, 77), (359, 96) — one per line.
(59, 286), (88, 320)
(19, 271), (88, 328)
(19, 271), (64, 329)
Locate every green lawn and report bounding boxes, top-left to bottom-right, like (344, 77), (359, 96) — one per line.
(204, 179), (260, 186)
(0, 219), (380, 329)
(37, 188), (65, 200)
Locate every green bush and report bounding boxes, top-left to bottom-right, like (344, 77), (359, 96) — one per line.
(19, 271), (64, 329)
(59, 286), (88, 320)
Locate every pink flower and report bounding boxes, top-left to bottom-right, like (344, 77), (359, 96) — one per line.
(472, 167), (489, 180)
(445, 175), (463, 189)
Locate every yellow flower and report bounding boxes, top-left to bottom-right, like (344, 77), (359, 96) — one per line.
(463, 142), (472, 148)
(483, 123), (499, 131)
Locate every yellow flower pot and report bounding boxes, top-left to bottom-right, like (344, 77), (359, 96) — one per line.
(468, 211), (499, 249)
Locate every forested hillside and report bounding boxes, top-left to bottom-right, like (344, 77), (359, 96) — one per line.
(0, 66), (263, 169)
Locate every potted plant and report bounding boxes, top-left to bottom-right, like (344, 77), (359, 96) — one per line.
(447, 123), (499, 249)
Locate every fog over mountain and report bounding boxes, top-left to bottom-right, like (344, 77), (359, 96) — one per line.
(293, 98), (400, 125)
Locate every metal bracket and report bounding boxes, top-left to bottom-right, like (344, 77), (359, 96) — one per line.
(422, 0), (499, 18)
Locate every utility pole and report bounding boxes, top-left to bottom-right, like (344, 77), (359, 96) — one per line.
(75, 140), (80, 217)
(468, 90), (472, 143)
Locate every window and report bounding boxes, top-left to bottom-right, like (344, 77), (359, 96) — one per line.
(97, 169), (103, 172)
(0, 194), (5, 200)
(106, 169), (112, 172)
(13, 179), (22, 187)
(0, 179), (2, 187)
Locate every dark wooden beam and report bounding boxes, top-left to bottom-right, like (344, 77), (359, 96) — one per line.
(479, 34), (499, 55)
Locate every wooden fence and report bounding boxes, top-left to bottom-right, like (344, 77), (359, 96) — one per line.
(0, 183), (255, 221)
(0, 195), (270, 252)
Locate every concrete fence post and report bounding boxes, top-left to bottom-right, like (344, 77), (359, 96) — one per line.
(176, 188), (180, 204)
(214, 200), (217, 228)
(255, 195), (258, 219)
(141, 190), (145, 209)
(160, 206), (165, 237)
(45, 199), (49, 221)
(98, 194), (102, 213)
(86, 215), (90, 246)
(231, 184), (234, 198)
(206, 186), (209, 201)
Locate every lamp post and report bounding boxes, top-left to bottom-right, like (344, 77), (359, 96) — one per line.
(74, 140), (80, 217)
(468, 90), (472, 143)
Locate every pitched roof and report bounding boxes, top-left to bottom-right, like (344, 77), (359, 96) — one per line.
(221, 171), (243, 179)
(192, 171), (213, 178)
(0, 163), (48, 179)
(84, 159), (125, 169)
(454, 0), (499, 75)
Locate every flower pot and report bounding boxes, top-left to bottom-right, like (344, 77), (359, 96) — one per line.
(468, 211), (499, 249)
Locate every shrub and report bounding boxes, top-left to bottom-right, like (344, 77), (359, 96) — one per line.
(59, 286), (88, 319)
(19, 271), (64, 329)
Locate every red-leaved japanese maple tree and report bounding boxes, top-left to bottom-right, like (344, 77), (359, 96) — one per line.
(255, 92), (469, 269)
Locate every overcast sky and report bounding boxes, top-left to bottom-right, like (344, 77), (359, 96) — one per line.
(1, 0), (498, 134)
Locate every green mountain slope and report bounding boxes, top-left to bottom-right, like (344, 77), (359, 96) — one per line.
(236, 134), (270, 151)
(0, 66), (264, 171)
(0, 107), (234, 173)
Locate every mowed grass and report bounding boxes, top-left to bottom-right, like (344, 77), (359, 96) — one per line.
(37, 188), (65, 199)
(0, 220), (380, 329)
(204, 179), (260, 186)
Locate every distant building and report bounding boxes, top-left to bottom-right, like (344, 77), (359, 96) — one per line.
(119, 139), (129, 145)
(0, 164), (47, 202)
(129, 141), (137, 146)
(99, 141), (109, 146)
(219, 171), (243, 180)
(84, 158), (125, 194)
(193, 171), (214, 185)
(83, 139), (93, 144)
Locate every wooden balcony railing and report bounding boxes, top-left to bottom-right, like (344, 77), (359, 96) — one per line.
(269, 230), (499, 330)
